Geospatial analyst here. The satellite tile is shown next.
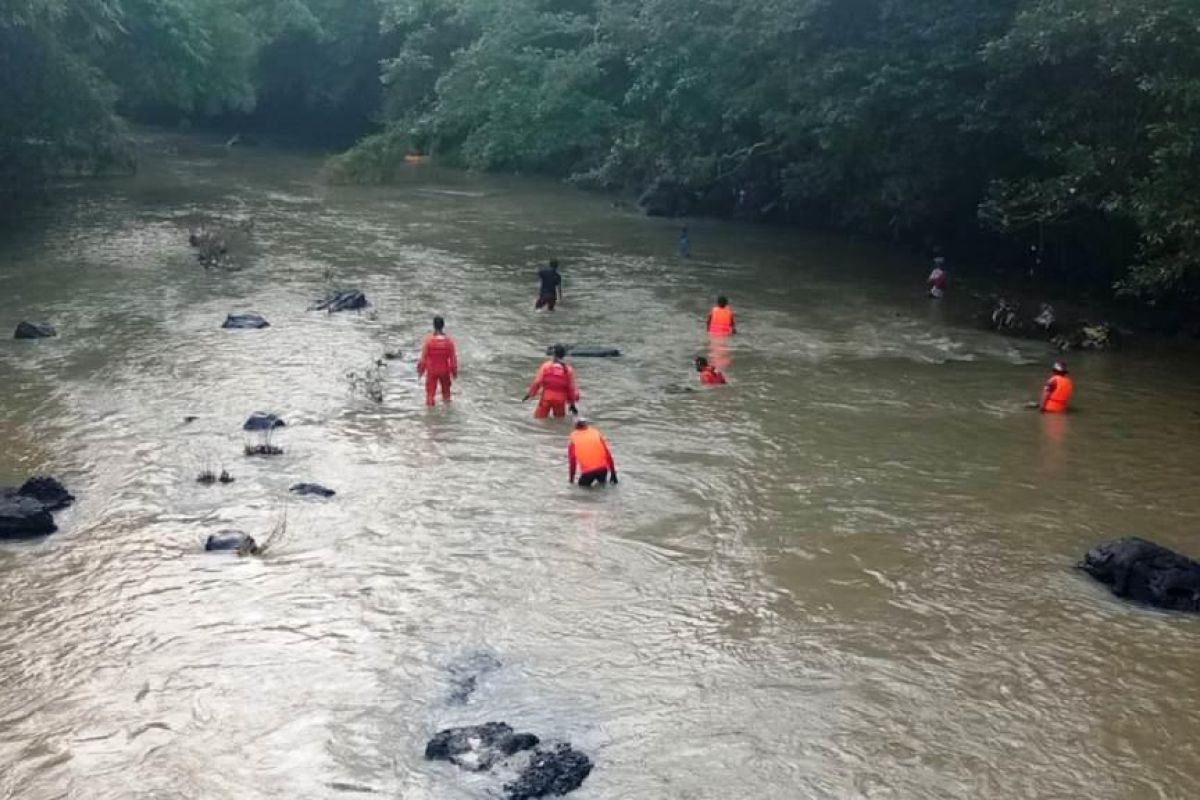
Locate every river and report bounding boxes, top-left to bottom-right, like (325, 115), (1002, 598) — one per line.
(2, 132), (1200, 799)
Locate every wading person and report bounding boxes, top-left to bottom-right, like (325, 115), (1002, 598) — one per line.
(707, 295), (736, 335)
(568, 418), (618, 487)
(678, 225), (691, 258)
(1040, 360), (1073, 413)
(928, 256), (948, 299)
(695, 356), (726, 385)
(535, 259), (563, 311)
(417, 315), (458, 406)
(523, 344), (580, 418)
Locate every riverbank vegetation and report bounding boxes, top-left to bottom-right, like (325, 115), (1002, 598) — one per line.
(4, 0), (1200, 325)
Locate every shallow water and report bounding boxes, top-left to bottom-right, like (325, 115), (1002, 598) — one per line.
(2, 132), (1200, 799)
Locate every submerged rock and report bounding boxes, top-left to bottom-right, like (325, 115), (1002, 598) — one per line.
(1080, 537), (1200, 611)
(504, 744), (593, 800)
(14, 321), (57, 339)
(205, 529), (258, 553)
(447, 651), (502, 705)
(0, 476), (74, 538)
(312, 289), (369, 313)
(425, 722), (539, 772)
(243, 412), (285, 431)
(290, 482), (335, 498)
(222, 313), (270, 329)
(546, 344), (622, 358)
(1052, 322), (1118, 352)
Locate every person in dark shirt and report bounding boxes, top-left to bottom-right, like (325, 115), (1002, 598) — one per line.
(535, 259), (563, 311)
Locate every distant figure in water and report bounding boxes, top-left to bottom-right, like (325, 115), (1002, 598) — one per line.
(707, 295), (736, 335)
(695, 356), (726, 385)
(417, 315), (458, 406)
(1040, 361), (1074, 413)
(678, 225), (691, 258)
(568, 418), (618, 487)
(524, 344), (580, 419)
(535, 259), (562, 311)
(927, 256), (948, 299)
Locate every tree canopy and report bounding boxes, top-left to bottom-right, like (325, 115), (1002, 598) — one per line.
(4, 0), (1200, 318)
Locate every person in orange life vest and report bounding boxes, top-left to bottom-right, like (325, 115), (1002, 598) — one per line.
(707, 295), (736, 335)
(416, 315), (458, 406)
(694, 356), (726, 385)
(523, 344), (580, 418)
(568, 418), (618, 487)
(1040, 360), (1074, 413)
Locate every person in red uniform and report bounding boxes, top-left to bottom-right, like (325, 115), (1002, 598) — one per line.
(568, 418), (618, 487)
(523, 344), (580, 418)
(416, 315), (458, 406)
(707, 295), (736, 335)
(694, 356), (727, 385)
(1040, 360), (1073, 413)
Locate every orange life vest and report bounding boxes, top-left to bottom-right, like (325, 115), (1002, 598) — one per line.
(1044, 374), (1074, 413)
(708, 305), (734, 335)
(700, 366), (726, 385)
(570, 427), (609, 472)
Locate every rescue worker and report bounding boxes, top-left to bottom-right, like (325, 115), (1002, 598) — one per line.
(678, 225), (691, 258)
(707, 295), (736, 335)
(695, 356), (727, 385)
(416, 315), (458, 406)
(1040, 361), (1073, 413)
(927, 256), (948, 299)
(523, 344), (580, 418)
(535, 259), (563, 311)
(568, 418), (618, 487)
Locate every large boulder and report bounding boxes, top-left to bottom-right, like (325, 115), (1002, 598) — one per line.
(1079, 537), (1200, 611)
(546, 344), (622, 358)
(290, 482), (335, 498)
(222, 313), (270, 329)
(204, 529), (258, 553)
(425, 723), (539, 772)
(14, 321), (57, 339)
(425, 722), (592, 799)
(243, 412), (285, 432)
(312, 289), (369, 313)
(0, 476), (73, 538)
(637, 179), (693, 218)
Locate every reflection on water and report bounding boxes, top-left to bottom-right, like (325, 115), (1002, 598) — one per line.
(2, 132), (1200, 799)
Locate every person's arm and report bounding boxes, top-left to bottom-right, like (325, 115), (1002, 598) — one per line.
(556, 275), (563, 302)
(730, 313), (737, 335)
(568, 366), (580, 403)
(602, 439), (618, 483)
(1040, 377), (1055, 412)
(524, 363), (546, 400)
(449, 338), (458, 378)
(417, 336), (428, 377)
(568, 441), (577, 483)
(706, 310), (713, 330)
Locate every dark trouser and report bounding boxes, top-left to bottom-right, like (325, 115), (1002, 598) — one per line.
(577, 469), (610, 487)
(535, 293), (557, 311)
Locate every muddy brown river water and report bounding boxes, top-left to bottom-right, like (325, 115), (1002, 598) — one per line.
(2, 132), (1200, 799)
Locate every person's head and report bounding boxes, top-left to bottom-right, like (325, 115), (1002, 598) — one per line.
(716, 295), (728, 307)
(574, 417), (589, 429)
(694, 356), (708, 371)
(1052, 360), (1068, 375)
(549, 259), (559, 271)
(934, 256), (945, 267)
(433, 315), (445, 333)
(552, 344), (567, 360)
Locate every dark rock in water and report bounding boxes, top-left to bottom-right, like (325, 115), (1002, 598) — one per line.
(290, 482), (335, 498)
(183, 415), (199, 424)
(222, 313), (270, 330)
(18, 476), (74, 511)
(1080, 537), (1200, 611)
(383, 350), (402, 361)
(447, 651), (502, 704)
(546, 345), (622, 358)
(638, 178), (693, 218)
(425, 723), (540, 772)
(205, 530), (257, 553)
(1052, 322), (1118, 352)
(504, 744), (593, 800)
(243, 412), (285, 431)
(0, 476), (73, 538)
(312, 289), (369, 313)
(0, 492), (56, 538)
(14, 321), (57, 339)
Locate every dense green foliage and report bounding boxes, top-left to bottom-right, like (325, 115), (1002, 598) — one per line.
(4, 0), (1200, 314)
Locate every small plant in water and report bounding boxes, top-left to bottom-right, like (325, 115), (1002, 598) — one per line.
(197, 460), (234, 484)
(240, 510), (288, 557)
(245, 425), (283, 457)
(346, 360), (385, 403)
